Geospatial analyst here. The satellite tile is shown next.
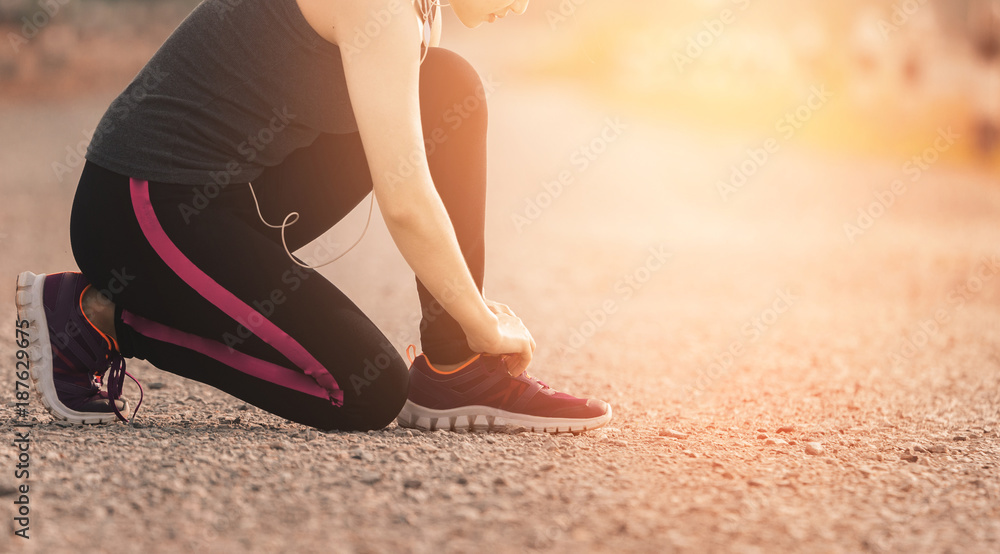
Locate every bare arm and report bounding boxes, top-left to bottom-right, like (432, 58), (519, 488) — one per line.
(298, 0), (534, 371)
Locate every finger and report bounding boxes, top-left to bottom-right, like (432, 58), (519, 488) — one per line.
(502, 354), (521, 376)
(509, 359), (526, 377)
(506, 353), (528, 377)
(518, 346), (532, 374)
(489, 302), (515, 317)
(523, 325), (536, 353)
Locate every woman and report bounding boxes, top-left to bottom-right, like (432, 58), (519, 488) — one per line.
(15, 0), (612, 433)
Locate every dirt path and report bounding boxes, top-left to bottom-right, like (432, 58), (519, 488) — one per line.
(1, 78), (999, 553)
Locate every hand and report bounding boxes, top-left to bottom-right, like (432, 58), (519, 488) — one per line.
(465, 299), (536, 376)
(483, 298), (516, 319)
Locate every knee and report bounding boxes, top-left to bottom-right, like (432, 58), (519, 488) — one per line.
(339, 356), (410, 432)
(419, 47), (488, 126)
(422, 47), (483, 92)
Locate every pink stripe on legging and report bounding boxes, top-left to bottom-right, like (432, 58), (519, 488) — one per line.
(128, 178), (344, 406)
(122, 310), (329, 399)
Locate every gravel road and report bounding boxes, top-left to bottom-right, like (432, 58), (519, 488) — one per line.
(2, 61), (999, 554)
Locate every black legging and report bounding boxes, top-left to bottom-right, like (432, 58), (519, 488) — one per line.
(69, 47), (487, 431)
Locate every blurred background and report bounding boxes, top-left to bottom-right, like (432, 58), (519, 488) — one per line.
(518, 0), (1000, 163)
(1, 0), (999, 163)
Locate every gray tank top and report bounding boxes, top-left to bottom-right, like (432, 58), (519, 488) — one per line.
(86, 0), (359, 187)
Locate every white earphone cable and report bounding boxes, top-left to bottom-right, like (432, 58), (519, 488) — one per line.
(245, 1), (443, 269)
(246, 181), (375, 270)
(416, 0), (448, 64)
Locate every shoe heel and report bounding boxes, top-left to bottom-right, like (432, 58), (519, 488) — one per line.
(14, 272), (44, 354)
(14, 271), (40, 318)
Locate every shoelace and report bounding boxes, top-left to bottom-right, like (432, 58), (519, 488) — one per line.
(496, 356), (550, 390)
(520, 373), (550, 390)
(105, 352), (143, 424)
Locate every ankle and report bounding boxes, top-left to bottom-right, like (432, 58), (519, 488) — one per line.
(81, 286), (118, 342)
(426, 353), (479, 374)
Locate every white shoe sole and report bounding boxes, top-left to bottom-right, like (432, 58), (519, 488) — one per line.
(395, 399), (612, 434)
(15, 271), (126, 425)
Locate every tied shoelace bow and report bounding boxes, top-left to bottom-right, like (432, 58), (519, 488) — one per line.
(103, 352), (143, 424)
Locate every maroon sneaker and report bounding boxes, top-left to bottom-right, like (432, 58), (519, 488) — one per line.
(396, 347), (612, 434)
(15, 271), (141, 424)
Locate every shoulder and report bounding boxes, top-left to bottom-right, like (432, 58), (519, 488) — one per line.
(295, 0), (418, 46)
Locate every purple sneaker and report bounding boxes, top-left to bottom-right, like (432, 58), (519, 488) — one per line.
(396, 347), (612, 434)
(14, 271), (142, 424)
